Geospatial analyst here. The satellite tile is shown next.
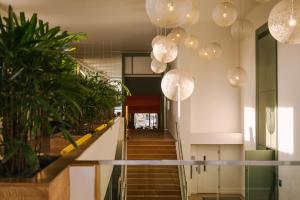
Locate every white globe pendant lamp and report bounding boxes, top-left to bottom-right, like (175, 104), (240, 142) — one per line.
(227, 67), (247, 87)
(231, 18), (254, 39)
(145, 0), (193, 28)
(256, 0), (273, 2)
(150, 51), (155, 59)
(167, 27), (187, 44)
(152, 35), (163, 47)
(199, 42), (223, 60)
(185, 5), (200, 25)
(161, 69), (194, 119)
(268, 0), (300, 44)
(151, 59), (167, 74)
(153, 36), (178, 63)
(161, 69), (195, 101)
(212, 1), (238, 27)
(184, 34), (199, 49)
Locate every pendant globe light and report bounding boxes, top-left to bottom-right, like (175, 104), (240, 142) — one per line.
(152, 35), (163, 47)
(268, 0), (300, 44)
(230, 19), (254, 39)
(145, 0), (193, 28)
(199, 42), (223, 60)
(212, 1), (238, 27)
(256, 0), (273, 2)
(185, 1), (200, 26)
(227, 67), (247, 87)
(161, 69), (195, 101)
(151, 59), (167, 74)
(153, 36), (178, 63)
(184, 34), (199, 49)
(150, 51), (155, 59)
(167, 27), (187, 44)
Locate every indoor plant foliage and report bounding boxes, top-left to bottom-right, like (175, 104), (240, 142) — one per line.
(0, 7), (86, 177)
(74, 73), (125, 133)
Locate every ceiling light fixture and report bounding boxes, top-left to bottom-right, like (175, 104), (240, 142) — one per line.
(145, 0), (193, 28)
(230, 18), (254, 39)
(227, 67), (247, 87)
(153, 36), (178, 63)
(212, 1), (238, 27)
(199, 42), (223, 60)
(151, 59), (167, 73)
(184, 34), (199, 49)
(167, 27), (187, 44)
(268, 0), (300, 44)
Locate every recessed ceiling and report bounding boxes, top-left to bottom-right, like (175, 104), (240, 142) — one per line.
(0, 0), (257, 52)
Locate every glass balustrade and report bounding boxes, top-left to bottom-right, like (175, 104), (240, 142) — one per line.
(69, 160), (300, 200)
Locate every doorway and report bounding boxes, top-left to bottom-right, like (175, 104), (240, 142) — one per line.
(134, 113), (158, 130)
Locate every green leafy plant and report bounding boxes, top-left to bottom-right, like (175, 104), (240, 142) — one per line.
(0, 6), (86, 177)
(73, 73), (127, 134)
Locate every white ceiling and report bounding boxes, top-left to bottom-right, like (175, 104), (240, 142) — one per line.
(0, 0), (258, 52)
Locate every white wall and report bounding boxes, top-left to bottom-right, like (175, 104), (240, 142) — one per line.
(167, 21), (242, 145)
(180, 22), (241, 135)
(190, 144), (243, 195)
(70, 118), (124, 200)
(241, 1), (300, 199)
(277, 43), (300, 200)
(167, 21), (243, 195)
(241, 1), (280, 151)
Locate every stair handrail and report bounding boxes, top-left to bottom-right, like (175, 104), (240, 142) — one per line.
(175, 122), (188, 200)
(119, 130), (128, 200)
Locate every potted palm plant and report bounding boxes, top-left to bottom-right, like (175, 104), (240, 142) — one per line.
(0, 6), (86, 177)
(0, 7), (127, 199)
(0, 6), (89, 200)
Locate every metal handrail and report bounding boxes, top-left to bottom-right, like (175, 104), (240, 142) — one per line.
(97, 160), (300, 166)
(175, 122), (188, 200)
(119, 130), (128, 200)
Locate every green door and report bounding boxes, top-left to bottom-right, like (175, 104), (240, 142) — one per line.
(256, 24), (278, 150)
(246, 23), (278, 200)
(245, 151), (277, 200)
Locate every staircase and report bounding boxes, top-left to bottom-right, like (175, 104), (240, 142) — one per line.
(126, 130), (182, 200)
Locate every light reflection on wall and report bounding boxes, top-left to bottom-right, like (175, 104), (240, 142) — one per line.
(278, 107), (294, 155)
(243, 107), (256, 147)
(266, 107), (276, 149)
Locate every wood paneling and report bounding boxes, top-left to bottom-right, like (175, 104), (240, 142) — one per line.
(0, 168), (69, 200)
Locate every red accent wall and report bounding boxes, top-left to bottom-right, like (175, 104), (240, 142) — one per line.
(126, 96), (161, 113)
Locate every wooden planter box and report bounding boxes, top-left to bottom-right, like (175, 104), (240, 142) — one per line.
(0, 121), (112, 200)
(0, 167), (69, 200)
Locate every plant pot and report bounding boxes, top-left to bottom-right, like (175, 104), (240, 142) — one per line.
(0, 166), (70, 200)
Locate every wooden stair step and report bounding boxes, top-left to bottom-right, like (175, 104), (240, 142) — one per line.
(127, 184), (180, 190)
(128, 144), (176, 148)
(127, 166), (178, 169)
(128, 153), (177, 157)
(127, 168), (178, 174)
(127, 189), (181, 196)
(126, 130), (182, 199)
(127, 178), (179, 184)
(128, 141), (175, 145)
(127, 172), (178, 178)
(128, 146), (176, 151)
(127, 149), (176, 154)
(127, 155), (177, 160)
(126, 195), (182, 200)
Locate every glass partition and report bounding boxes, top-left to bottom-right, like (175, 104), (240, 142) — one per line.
(70, 160), (300, 200)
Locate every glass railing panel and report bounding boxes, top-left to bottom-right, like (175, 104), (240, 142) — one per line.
(70, 160), (300, 200)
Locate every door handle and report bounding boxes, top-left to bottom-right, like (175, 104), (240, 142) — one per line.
(203, 156), (207, 172)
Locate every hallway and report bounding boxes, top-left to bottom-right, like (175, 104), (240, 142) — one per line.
(126, 130), (182, 199)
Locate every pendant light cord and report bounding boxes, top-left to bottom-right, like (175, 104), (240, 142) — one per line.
(291, 0), (295, 17)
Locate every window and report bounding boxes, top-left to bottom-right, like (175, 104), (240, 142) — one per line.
(134, 113), (158, 130)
